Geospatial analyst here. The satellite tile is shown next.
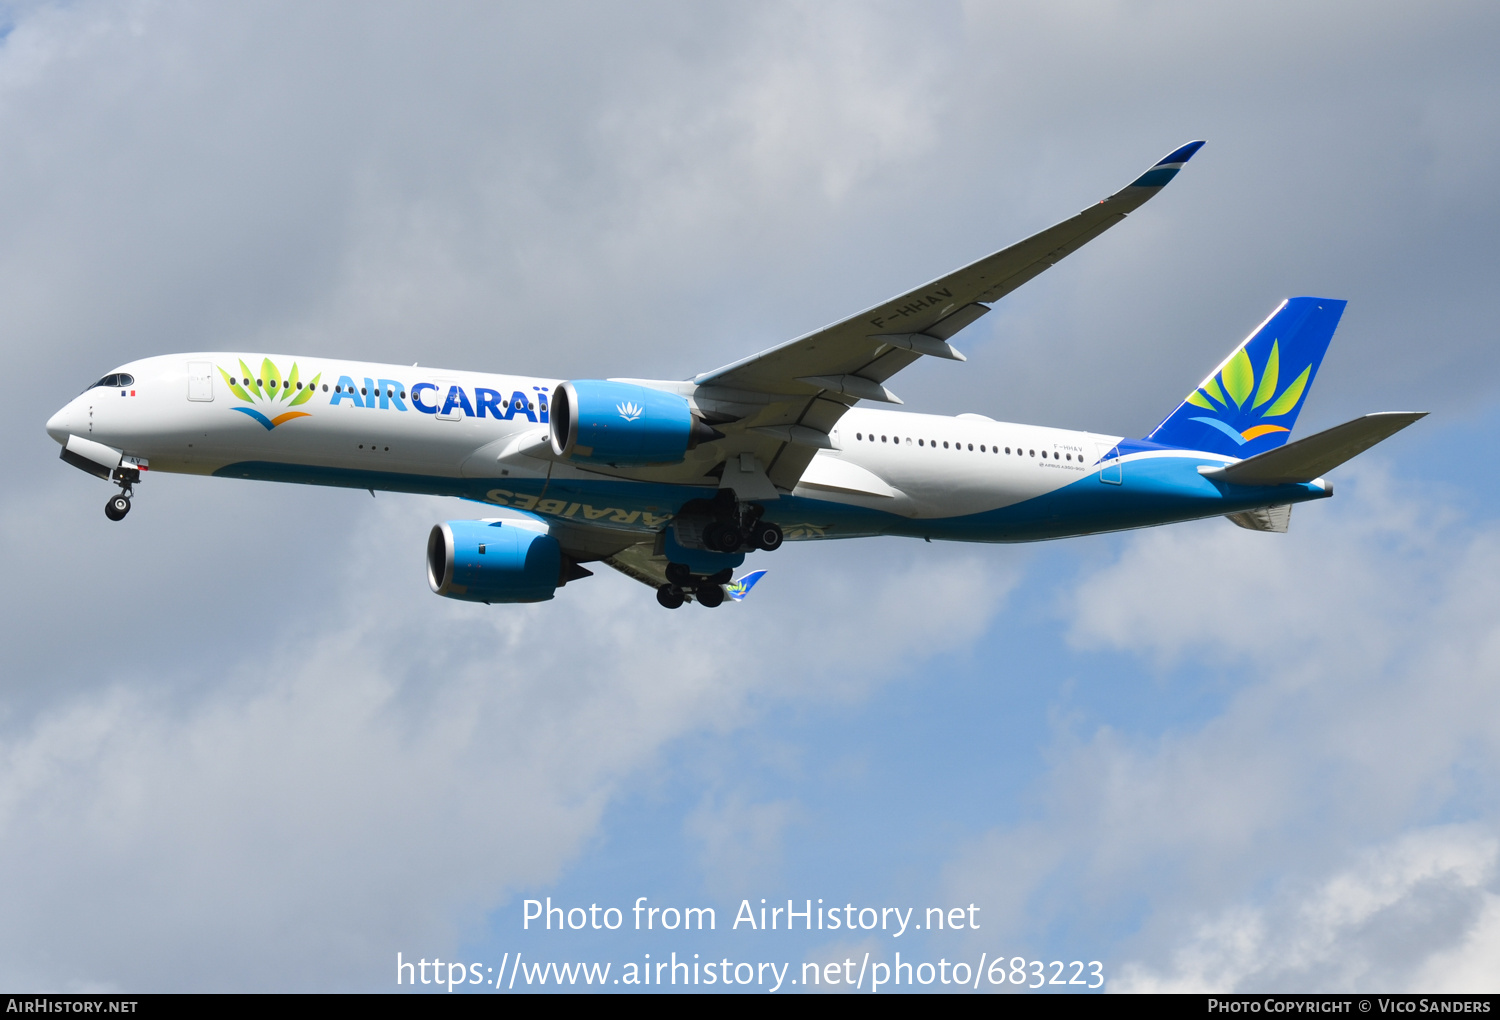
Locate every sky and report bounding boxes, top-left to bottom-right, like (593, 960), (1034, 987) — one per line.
(1, 0), (1498, 993)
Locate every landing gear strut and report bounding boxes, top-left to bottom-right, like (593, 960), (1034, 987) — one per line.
(104, 470), (137, 522)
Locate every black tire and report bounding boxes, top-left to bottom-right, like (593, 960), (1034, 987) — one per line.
(665, 562), (693, 586)
(695, 583), (725, 608)
(704, 521), (742, 553)
(753, 521), (783, 551)
(706, 567), (734, 585)
(105, 495), (131, 521)
(656, 584), (685, 609)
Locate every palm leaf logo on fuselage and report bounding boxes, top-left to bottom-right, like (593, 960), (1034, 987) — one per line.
(219, 358), (322, 430)
(1183, 340), (1309, 446)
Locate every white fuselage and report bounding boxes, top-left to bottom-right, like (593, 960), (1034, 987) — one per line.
(48, 352), (1319, 548)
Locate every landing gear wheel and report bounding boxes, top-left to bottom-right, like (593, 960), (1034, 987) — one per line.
(665, 562), (693, 586)
(695, 583), (725, 608)
(751, 521), (783, 551)
(704, 521), (743, 553)
(105, 494), (131, 521)
(656, 584), (685, 609)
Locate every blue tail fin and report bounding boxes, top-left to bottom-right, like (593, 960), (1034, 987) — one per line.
(1147, 297), (1346, 457)
(725, 569), (767, 602)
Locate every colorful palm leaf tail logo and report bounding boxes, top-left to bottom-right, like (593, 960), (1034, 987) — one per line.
(1147, 297), (1345, 457)
(1184, 339), (1308, 445)
(725, 569), (767, 602)
(219, 358), (322, 430)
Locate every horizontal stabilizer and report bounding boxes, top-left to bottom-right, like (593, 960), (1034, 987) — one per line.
(1205, 411), (1427, 486)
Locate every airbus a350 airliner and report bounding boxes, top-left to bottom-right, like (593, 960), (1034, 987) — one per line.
(45, 141), (1424, 608)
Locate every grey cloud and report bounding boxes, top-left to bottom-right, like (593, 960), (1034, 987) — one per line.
(939, 465), (1500, 990)
(3, 0), (1498, 990)
(0, 492), (1005, 989)
(1114, 825), (1500, 993)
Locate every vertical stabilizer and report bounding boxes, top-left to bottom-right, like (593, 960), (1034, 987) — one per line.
(1147, 297), (1345, 457)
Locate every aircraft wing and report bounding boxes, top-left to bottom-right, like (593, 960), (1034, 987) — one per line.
(601, 540), (670, 588)
(696, 142), (1205, 397)
(691, 141), (1205, 489)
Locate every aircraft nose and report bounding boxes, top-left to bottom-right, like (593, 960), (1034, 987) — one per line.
(46, 400), (81, 444)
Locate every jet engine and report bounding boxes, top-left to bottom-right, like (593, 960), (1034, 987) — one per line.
(427, 519), (569, 604)
(549, 380), (720, 465)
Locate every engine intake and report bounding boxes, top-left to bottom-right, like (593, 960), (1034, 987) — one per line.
(427, 519), (563, 604)
(549, 380), (720, 465)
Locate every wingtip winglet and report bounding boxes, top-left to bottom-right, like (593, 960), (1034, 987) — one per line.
(1125, 140), (1206, 191)
(1157, 140), (1206, 166)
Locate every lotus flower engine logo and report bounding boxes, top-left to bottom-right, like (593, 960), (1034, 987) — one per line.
(1184, 340), (1309, 445)
(220, 358), (322, 430)
(616, 401), (644, 422)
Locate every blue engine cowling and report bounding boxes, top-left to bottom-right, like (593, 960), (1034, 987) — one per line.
(549, 380), (719, 465)
(427, 519), (561, 603)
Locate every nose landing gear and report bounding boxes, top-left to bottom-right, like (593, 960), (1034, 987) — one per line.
(103, 467), (139, 522)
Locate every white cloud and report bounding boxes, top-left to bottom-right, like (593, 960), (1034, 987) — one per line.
(5, 0), (1500, 993)
(0, 494), (1010, 989)
(1114, 825), (1500, 993)
(940, 465), (1500, 991)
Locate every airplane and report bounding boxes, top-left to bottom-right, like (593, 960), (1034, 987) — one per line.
(45, 140), (1426, 609)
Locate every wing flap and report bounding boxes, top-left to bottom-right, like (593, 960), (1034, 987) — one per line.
(602, 542), (670, 589)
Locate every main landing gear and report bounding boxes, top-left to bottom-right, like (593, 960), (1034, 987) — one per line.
(680, 490), (783, 554)
(656, 565), (732, 610)
(655, 490), (782, 609)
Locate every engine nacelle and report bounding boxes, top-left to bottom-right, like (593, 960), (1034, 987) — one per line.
(427, 519), (562, 603)
(549, 380), (719, 465)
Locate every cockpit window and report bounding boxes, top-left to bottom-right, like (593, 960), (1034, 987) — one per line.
(85, 373), (135, 393)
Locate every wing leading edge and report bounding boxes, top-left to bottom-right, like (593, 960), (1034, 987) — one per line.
(689, 141), (1205, 490)
(695, 141), (1206, 399)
